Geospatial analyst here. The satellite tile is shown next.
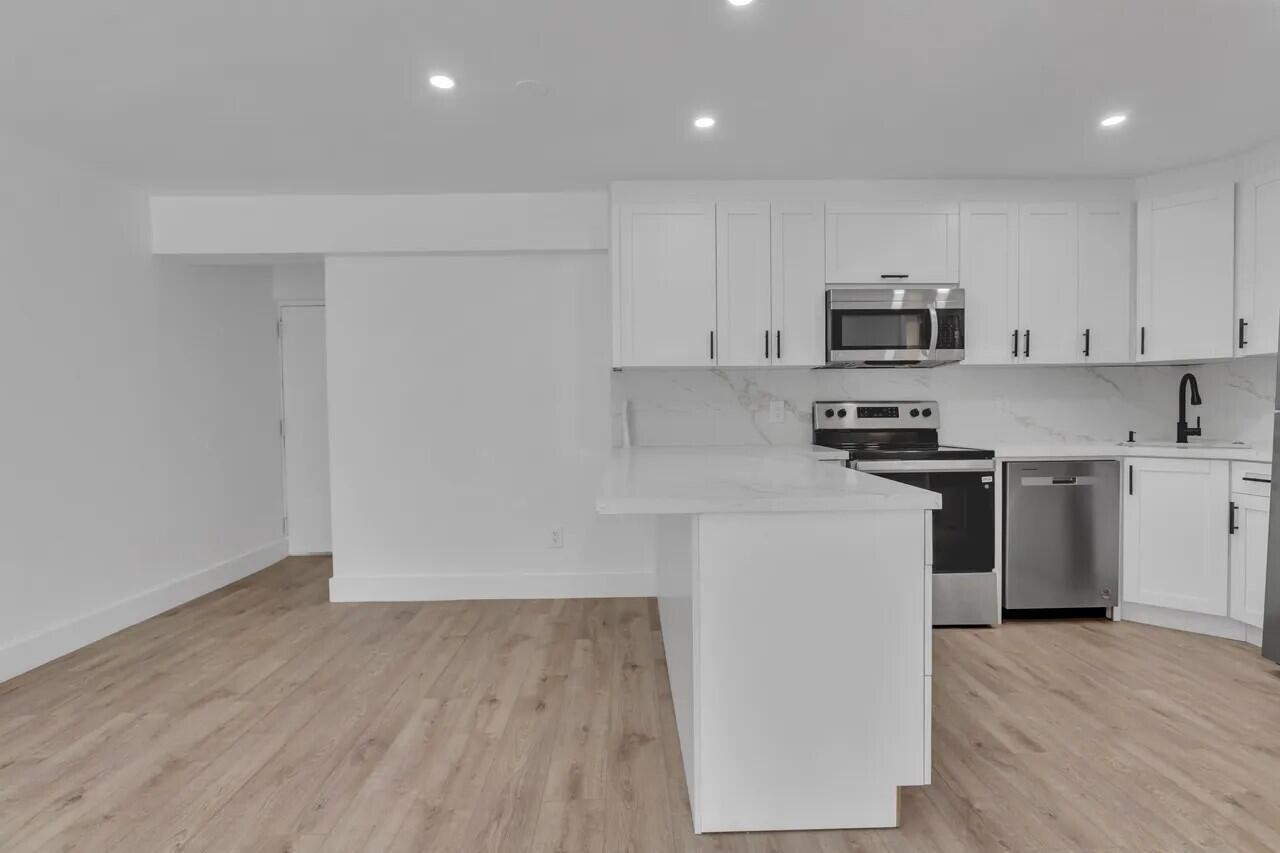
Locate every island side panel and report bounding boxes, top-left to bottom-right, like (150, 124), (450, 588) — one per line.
(694, 509), (928, 833)
(655, 513), (699, 828)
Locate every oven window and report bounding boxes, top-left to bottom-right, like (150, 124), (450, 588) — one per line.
(877, 471), (994, 574)
(832, 309), (931, 351)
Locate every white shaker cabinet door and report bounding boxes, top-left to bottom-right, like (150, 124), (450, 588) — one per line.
(959, 202), (1020, 364)
(1135, 185), (1235, 362)
(770, 202), (826, 367)
(1229, 493), (1269, 629)
(716, 203), (773, 367)
(1236, 169), (1280, 356)
(1078, 203), (1133, 364)
(1123, 457), (1230, 616)
(615, 203), (718, 367)
(825, 202), (959, 284)
(1018, 203), (1080, 365)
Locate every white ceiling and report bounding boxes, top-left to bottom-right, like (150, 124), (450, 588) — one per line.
(2, 0), (1278, 193)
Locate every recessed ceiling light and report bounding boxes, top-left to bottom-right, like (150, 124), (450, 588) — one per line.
(728, 0), (755, 6)
(1099, 113), (1128, 128)
(428, 74), (456, 90)
(693, 115), (716, 129)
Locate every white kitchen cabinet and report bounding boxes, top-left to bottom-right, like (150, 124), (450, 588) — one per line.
(716, 203), (772, 367)
(959, 202), (1019, 364)
(770, 202), (826, 366)
(1135, 185), (1235, 362)
(615, 203), (718, 367)
(1236, 168), (1280, 356)
(1078, 203), (1133, 363)
(1018, 203), (1080, 365)
(1229, 492), (1269, 629)
(1123, 457), (1230, 616)
(825, 202), (959, 284)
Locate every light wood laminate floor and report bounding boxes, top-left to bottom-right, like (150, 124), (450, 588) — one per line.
(3, 557), (1280, 852)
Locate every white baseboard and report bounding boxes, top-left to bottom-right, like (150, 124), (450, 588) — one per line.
(0, 539), (288, 684)
(329, 571), (656, 602)
(1120, 601), (1260, 646)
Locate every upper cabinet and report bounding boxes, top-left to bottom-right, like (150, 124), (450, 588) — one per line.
(961, 201), (1132, 366)
(613, 200), (826, 368)
(716, 203), (773, 367)
(1077, 203), (1133, 364)
(1018, 204), (1080, 365)
(1136, 184), (1235, 362)
(1236, 168), (1280, 356)
(770, 202), (827, 367)
(614, 203), (717, 367)
(825, 203), (959, 284)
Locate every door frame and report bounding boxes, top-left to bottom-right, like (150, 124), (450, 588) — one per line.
(277, 299), (329, 555)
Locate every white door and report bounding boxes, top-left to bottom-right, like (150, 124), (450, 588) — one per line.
(1123, 458), (1229, 616)
(1018, 203), (1080, 364)
(1237, 169), (1280, 356)
(615, 203), (717, 366)
(825, 203), (960, 284)
(1078, 203), (1133, 363)
(770, 202), (826, 366)
(716, 203), (773, 367)
(1136, 185), (1235, 362)
(1229, 493), (1269, 629)
(281, 305), (332, 555)
(959, 202), (1019, 364)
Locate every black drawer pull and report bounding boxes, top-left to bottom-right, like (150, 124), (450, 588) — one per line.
(1239, 318), (1249, 349)
(1229, 501), (1238, 534)
(880, 273), (909, 279)
(1243, 476), (1271, 484)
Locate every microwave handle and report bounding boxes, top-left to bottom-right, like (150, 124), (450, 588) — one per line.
(928, 307), (940, 354)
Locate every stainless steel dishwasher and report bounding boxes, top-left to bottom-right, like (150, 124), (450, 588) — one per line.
(1004, 460), (1121, 611)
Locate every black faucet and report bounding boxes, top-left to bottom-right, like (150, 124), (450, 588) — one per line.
(1177, 372), (1202, 444)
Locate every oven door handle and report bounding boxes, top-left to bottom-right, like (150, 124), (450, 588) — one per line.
(854, 459), (995, 473)
(928, 306), (940, 356)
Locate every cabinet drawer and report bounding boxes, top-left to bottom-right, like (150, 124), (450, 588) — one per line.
(1232, 462), (1273, 497)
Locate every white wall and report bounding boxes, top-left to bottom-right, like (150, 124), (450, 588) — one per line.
(0, 133), (286, 683)
(273, 262), (325, 303)
(325, 253), (654, 601)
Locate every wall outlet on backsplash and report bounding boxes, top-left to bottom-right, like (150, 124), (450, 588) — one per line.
(769, 400), (786, 424)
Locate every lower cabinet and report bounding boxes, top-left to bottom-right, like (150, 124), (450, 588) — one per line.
(1229, 493), (1270, 629)
(1123, 457), (1230, 616)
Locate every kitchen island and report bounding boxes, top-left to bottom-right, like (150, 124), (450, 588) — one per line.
(598, 446), (940, 834)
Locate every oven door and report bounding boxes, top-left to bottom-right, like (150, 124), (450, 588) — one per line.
(826, 287), (964, 366)
(854, 460), (995, 574)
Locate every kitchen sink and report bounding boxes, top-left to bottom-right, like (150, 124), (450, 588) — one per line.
(1117, 439), (1251, 450)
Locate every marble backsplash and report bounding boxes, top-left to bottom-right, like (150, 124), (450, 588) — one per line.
(612, 357), (1276, 452)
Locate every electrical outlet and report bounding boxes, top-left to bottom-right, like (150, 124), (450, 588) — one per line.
(769, 400), (786, 424)
(550, 527), (564, 549)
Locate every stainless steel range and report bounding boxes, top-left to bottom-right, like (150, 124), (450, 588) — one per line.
(813, 400), (998, 626)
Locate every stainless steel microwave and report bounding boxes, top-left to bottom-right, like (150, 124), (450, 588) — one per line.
(826, 286), (965, 367)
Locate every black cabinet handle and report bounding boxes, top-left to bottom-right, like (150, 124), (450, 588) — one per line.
(1140, 326), (1146, 355)
(765, 331), (770, 359)
(1229, 501), (1238, 534)
(1083, 328), (1091, 357)
(1128, 466), (1134, 495)
(1243, 476), (1271, 484)
(709, 331), (715, 361)
(776, 330), (782, 360)
(1239, 318), (1249, 349)
(880, 274), (909, 279)
(1023, 330), (1031, 359)
(1012, 329), (1019, 358)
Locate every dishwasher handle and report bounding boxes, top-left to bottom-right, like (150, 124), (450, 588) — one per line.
(1019, 475), (1096, 487)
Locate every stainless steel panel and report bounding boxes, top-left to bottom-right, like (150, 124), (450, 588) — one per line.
(1262, 414), (1280, 661)
(812, 400), (940, 430)
(1004, 460), (1121, 610)
(933, 572), (999, 626)
(826, 286), (965, 310)
(825, 348), (965, 366)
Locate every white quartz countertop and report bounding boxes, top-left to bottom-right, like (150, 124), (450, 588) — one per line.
(993, 440), (1268, 463)
(597, 445), (941, 515)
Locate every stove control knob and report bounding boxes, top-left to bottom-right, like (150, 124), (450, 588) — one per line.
(922, 407), (933, 418)
(837, 408), (848, 418)
(909, 408), (920, 418)
(825, 408), (835, 419)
